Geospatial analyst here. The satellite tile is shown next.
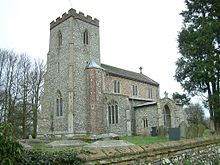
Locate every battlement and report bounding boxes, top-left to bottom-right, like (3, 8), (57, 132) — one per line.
(50, 8), (99, 29)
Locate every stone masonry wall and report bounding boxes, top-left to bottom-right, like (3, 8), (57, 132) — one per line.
(71, 17), (100, 134)
(104, 75), (159, 101)
(158, 98), (185, 128)
(38, 16), (73, 134)
(104, 93), (131, 135)
(79, 136), (220, 165)
(86, 68), (105, 134)
(135, 105), (158, 135)
(38, 9), (101, 135)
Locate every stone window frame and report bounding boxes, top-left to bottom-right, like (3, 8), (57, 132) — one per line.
(143, 117), (148, 128)
(113, 80), (120, 93)
(58, 30), (62, 47)
(57, 62), (60, 73)
(107, 101), (119, 125)
(132, 85), (138, 96)
(56, 90), (63, 117)
(147, 87), (153, 99)
(163, 104), (171, 128)
(83, 29), (89, 45)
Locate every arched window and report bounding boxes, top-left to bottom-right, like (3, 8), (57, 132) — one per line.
(56, 90), (63, 116)
(114, 80), (120, 93)
(143, 118), (148, 128)
(58, 30), (62, 47)
(163, 105), (171, 127)
(108, 101), (119, 124)
(83, 29), (89, 45)
(132, 85), (138, 96)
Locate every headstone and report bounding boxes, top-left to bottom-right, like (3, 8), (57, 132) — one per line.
(151, 127), (157, 136)
(169, 128), (180, 141)
(179, 121), (187, 138)
(29, 134), (32, 139)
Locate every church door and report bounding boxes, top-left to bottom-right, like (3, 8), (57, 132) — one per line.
(163, 105), (171, 128)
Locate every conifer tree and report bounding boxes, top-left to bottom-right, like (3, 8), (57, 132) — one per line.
(175, 0), (220, 131)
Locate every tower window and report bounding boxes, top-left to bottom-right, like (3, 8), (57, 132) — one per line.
(58, 30), (62, 47)
(83, 29), (89, 45)
(56, 90), (63, 116)
(114, 80), (120, 93)
(57, 62), (60, 72)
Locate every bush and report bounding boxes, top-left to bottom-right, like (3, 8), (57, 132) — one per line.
(197, 124), (206, 137)
(0, 123), (84, 164)
(0, 123), (23, 165)
(186, 124), (206, 138)
(18, 150), (84, 165)
(158, 126), (167, 137)
(187, 125), (198, 139)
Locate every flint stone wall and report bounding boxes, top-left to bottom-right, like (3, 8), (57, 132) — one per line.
(79, 136), (220, 165)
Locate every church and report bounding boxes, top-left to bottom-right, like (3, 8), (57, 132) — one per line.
(38, 9), (186, 136)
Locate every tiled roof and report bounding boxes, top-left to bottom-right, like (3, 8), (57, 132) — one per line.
(101, 64), (159, 86)
(134, 102), (157, 108)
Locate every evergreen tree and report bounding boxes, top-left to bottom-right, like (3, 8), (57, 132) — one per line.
(175, 0), (220, 131)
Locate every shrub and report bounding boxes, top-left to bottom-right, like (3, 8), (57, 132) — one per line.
(197, 124), (206, 137)
(158, 126), (167, 137)
(0, 123), (23, 165)
(0, 123), (84, 164)
(186, 124), (198, 139)
(187, 124), (206, 138)
(18, 150), (84, 165)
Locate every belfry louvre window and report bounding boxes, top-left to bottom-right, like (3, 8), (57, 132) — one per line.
(114, 80), (120, 93)
(83, 29), (89, 45)
(108, 102), (119, 124)
(56, 90), (63, 116)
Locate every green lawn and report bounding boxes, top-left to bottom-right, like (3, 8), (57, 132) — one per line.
(120, 136), (168, 145)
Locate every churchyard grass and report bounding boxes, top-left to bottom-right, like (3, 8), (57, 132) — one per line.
(120, 136), (168, 145)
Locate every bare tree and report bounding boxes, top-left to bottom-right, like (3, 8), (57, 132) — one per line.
(30, 59), (45, 138)
(0, 48), (45, 138)
(17, 54), (32, 138)
(2, 51), (18, 124)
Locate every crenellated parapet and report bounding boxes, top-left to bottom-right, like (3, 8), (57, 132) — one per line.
(50, 8), (99, 29)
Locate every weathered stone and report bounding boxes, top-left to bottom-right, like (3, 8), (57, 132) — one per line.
(38, 8), (187, 137)
(46, 140), (88, 147)
(79, 136), (220, 164)
(129, 145), (145, 154)
(179, 121), (187, 138)
(85, 140), (134, 148)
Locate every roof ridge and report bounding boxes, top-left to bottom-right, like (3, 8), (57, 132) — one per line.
(101, 63), (159, 86)
(101, 63), (140, 75)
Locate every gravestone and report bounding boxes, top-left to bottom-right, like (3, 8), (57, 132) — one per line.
(179, 121), (187, 138)
(169, 128), (180, 141)
(151, 127), (157, 136)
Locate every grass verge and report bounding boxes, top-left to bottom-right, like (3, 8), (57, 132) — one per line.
(120, 136), (168, 145)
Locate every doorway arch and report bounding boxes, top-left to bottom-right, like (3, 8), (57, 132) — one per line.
(163, 105), (171, 128)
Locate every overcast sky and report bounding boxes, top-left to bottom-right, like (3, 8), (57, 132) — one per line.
(1, 0), (206, 107)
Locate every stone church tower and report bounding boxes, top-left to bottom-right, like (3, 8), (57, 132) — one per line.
(38, 9), (102, 135)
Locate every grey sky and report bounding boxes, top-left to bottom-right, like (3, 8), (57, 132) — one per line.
(1, 0), (210, 116)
